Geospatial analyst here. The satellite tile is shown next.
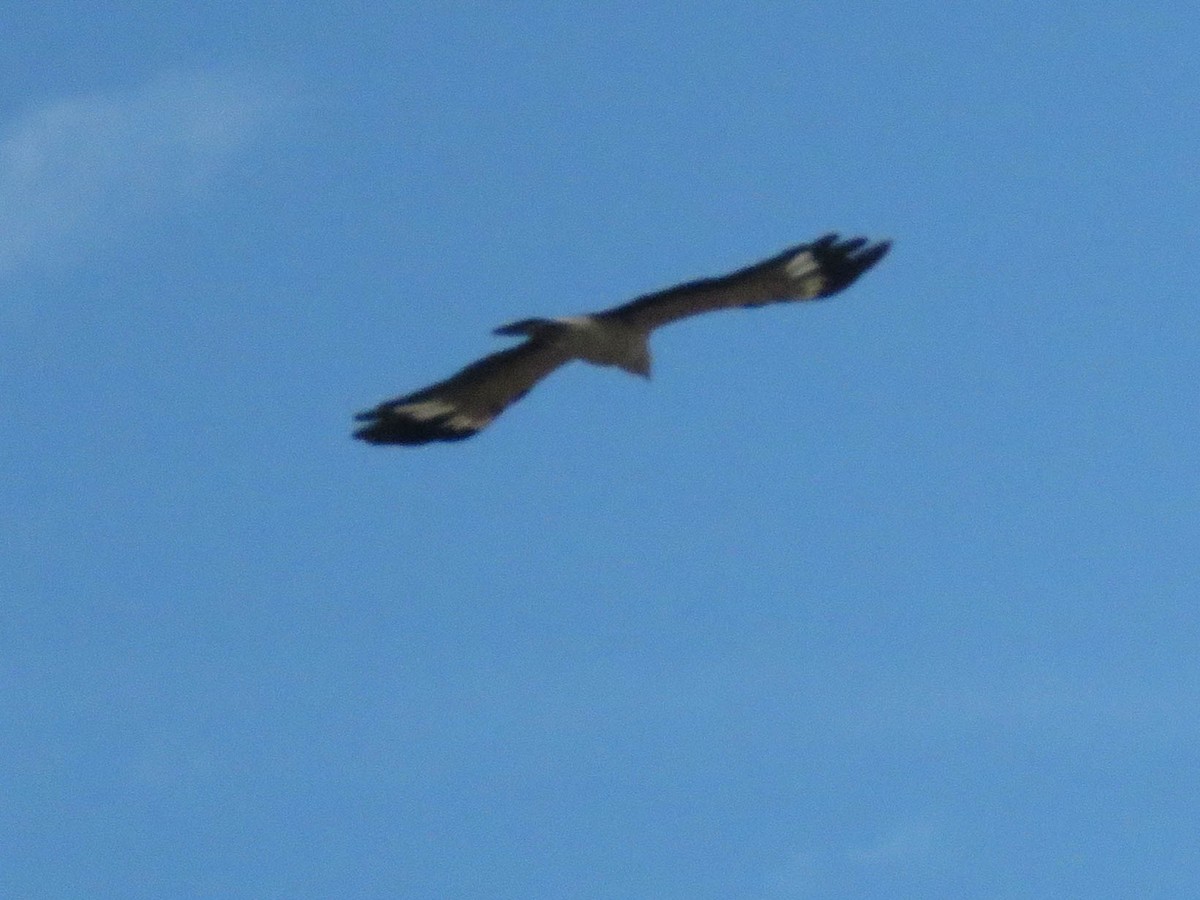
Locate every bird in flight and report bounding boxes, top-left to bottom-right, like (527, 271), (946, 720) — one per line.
(354, 233), (891, 445)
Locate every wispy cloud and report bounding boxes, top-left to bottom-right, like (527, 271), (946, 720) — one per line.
(847, 818), (941, 866)
(763, 817), (947, 898)
(0, 69), (290, 275)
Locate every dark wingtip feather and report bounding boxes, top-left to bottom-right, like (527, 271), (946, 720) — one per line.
(353, 412), (478, 445)
(812, 235), (892, 296)
(352, 403), (479, 445)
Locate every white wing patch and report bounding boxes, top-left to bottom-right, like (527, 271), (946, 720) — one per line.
(783, 250), (819, 278)
(395, 399), (488, 430)
(447, 412), (485, 430)
(398, 399), (457, 421)
(784, 250), (826, 298)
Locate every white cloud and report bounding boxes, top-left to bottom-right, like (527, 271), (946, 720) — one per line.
(0, 69), (290, 275)
(763, 818), (946, 898)
(847, 818), (941, 866)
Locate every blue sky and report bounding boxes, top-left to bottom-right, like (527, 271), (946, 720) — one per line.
(3, 4), (1198, 897)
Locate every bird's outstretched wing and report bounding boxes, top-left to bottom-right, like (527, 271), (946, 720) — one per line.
(597, 234), (891, 332)
(354, 339), (573, 445)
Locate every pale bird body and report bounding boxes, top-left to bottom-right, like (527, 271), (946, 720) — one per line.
(495, 316), (653, 377)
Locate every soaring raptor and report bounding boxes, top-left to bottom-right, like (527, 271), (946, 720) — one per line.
(354, 233), (891, 445)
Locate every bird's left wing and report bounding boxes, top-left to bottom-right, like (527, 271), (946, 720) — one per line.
(354, 338), (573, 445)
(598, 234), (890, 332)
